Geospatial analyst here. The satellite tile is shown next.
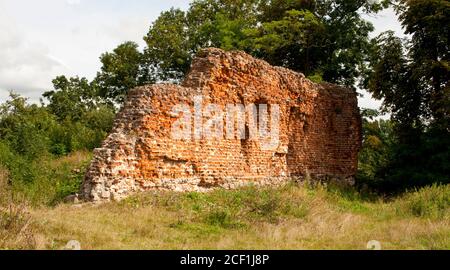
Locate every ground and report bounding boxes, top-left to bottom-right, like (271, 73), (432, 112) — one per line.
(24, 182), (450, 250)
(1, 152), (448, 250)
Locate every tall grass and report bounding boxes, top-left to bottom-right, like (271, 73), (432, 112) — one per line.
(29, 182), (450, 250)
(0, 166), (36, 249)
(1, 153), (449, 250)
(395, 184), (450, 219)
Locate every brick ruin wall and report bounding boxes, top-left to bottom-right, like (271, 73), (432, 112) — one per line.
(81, 48), (362, 202)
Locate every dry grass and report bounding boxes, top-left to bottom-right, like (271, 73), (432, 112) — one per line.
(47, 150), (91, 169)
(0, 166), (37, 249)
(27, 182), (449, 250)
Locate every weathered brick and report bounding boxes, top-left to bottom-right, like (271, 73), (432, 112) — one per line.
(81, 48), (362, 202)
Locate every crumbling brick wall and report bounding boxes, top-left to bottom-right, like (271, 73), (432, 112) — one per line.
(81, 48), (362, 202)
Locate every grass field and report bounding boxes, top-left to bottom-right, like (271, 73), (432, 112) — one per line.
(2, 179), (448, 250)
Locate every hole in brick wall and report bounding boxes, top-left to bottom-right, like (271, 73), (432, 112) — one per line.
(237, 92), (245, 104)
(163, 156), (188, 165)
(290, 106), (297, 115)
(289, 107), (308, 133)
(303, 121), (309, 133)
(253, 98), (271, 133)
(240, 126), (250, 148)
(240, 125), (251, 168)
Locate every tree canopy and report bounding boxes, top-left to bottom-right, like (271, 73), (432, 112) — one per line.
(367, 0), (449, 132)
(363, 0), (450, 192)
(140, 0), (389, 88)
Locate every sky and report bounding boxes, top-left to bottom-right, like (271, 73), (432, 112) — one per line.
(0, 0), (405, 110)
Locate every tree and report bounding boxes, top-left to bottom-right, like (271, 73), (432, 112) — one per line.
(367, 31), (424, 135)
(368, 0), (449, 131)
(248, 0), (389, 85)
(143, 9), (193, 82)
(357, 109), (395, 188)
(187, 0), (260, 50)
(364, 0), (450, 192)
(0, 92), (56, 159)
(243, 9), (326, 79)
(142, 0), (389, 87)
(95, 41), (152, 103)
(43, 76), (99, 121)
(43, 76), (115, 154)
(397, 0), (450, 130)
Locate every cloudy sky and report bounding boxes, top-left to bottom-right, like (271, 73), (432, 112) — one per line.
(0, 0), (404, 109)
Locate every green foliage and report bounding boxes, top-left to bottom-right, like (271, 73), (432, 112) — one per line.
(1, 93), (114, 156)
(307, 72), (324, 83)
(367, 31), (423, 128)
(362, 1), (450, 193)
(357, 109), (449, 193)
(0, 150), (91, 206)
(0, 93), (55, 159)
(139, 0), (387, 88)
(377, 129), (450, 192)
(0, 93), (109, 204)
(144, 8), (193, 82)
(244, 9), (325, 75)
(397, 0), (450, 130)
(395, 184), (450, 219)
(367, 0), (449, 129)
(43, 76), (100, 121)
(95, 41), (153, 103)
(357, 109), (395, 188)
(204, 209), (243, 229)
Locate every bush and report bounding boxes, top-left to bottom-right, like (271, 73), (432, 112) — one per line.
(204, 209), (243, 229)
(379, 130), (450, 193)
(0, 94), (111, 205)
(396, 184), (450, 219)
(357, 115), (449, 195)
(0, 148), (91, 206)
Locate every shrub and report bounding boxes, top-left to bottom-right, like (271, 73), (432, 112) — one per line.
(396, 184), (450, 219)
(204, 209), (243, 229)
(0, 150), (91, 206)
(0, 94), (110, 205)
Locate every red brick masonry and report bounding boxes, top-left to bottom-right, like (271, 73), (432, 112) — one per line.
(81, 48), (362, 201)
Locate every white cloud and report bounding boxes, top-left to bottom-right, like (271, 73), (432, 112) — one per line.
(101, 17), (151, 48)
(0, 7), (68, 102)
(66, 0), (81, 5)
(0, 0), (401, 112)
(0, 0), (157, 103)
(364, 8), (406, 38)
